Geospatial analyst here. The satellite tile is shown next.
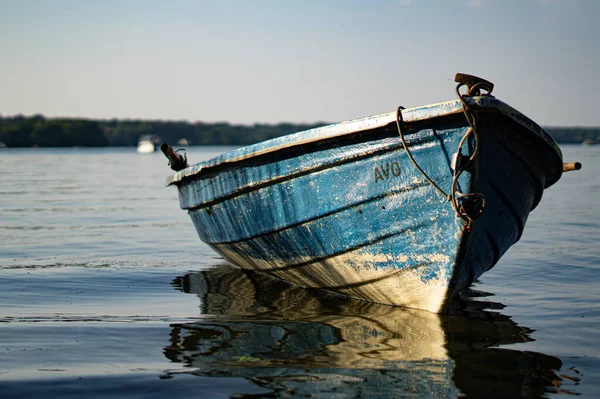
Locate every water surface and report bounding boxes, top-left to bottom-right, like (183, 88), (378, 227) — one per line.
(0, 145), (598, 398)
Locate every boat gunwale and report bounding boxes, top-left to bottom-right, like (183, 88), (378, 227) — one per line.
(166, 96), (562, 187)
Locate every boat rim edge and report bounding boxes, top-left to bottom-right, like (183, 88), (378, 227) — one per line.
(165, 96), (562, 187)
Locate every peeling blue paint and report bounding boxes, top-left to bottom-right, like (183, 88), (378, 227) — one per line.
(166, 97), (563, 312)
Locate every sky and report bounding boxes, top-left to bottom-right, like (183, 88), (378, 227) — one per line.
(1, 0), (598, 126)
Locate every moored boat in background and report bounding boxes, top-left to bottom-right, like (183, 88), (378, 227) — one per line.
(162, 73), (577, 313)
(137, 134), (159, 153)
(176, 138), (190, 146)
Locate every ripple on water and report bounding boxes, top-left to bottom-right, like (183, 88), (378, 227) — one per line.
(0, 146), (597, 397)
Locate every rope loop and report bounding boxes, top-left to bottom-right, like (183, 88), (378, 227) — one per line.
(396, 106), (450, 200)
(395, 80), (488, 231)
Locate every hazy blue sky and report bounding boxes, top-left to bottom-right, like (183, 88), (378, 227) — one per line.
(1, 0), (598, 126)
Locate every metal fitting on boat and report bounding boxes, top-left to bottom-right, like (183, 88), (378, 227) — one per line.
(160, 143), (189, 171)
(454, 73), (494, 96)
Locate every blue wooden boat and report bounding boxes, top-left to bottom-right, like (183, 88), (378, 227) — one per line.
(163, 74), (568, 313)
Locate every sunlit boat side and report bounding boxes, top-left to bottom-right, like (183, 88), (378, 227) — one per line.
(164, 74), (565, 312)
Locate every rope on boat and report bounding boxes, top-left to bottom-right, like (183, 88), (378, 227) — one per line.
(395, 74), (491, 231)
(451, 80), (488, 231)
(395, 107), (450, 200)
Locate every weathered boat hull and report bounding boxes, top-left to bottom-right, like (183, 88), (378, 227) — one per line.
(167, 96), (562, 312)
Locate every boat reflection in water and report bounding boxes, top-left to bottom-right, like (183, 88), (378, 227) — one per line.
(164, 265), (575, 398)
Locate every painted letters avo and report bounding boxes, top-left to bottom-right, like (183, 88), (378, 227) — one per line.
(374, 161), (401, 183)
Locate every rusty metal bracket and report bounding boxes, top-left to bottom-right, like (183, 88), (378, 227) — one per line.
(161, 143), (189, 171)
(455, 73), (494, 96)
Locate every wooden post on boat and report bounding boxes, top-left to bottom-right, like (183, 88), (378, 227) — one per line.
(563, 162), (582, 172)
(160, 143), (189, 171)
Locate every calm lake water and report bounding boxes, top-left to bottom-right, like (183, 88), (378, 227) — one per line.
(0, 145), (598, 398)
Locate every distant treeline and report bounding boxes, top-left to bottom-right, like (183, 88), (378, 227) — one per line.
(544, 127), (599, 144)
(0, 115), (328, 148)
(0, 114), (598, 147)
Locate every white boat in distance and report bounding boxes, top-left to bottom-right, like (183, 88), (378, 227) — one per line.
(137, 134), (159, 153)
